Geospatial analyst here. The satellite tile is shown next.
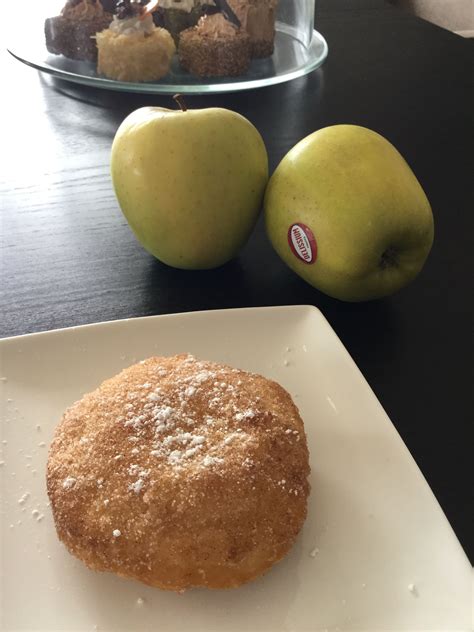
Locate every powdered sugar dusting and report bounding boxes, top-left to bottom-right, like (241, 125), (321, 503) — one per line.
(62, 477), (76, 490)
(184, 446), (200, 458)
(202, 455), (224, 467)
(234, 409), (256, 422)
(129, 479), (145, 493)
(128, 465), (150, 494)
(223, 432), (243, 445)
(32, 509), (44, 522)
(168, 450), (182, 464)
(185, 369), (215, 385)
(113, 356), (266, 475)
(57, 354), (306, 512)
(18, 492), (30, 505)
(147, 391), (161, 402)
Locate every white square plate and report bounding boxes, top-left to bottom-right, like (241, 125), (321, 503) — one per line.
(0, 306), (471, 631)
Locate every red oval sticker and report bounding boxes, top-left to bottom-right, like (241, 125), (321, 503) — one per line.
(288, 223), (317, 264)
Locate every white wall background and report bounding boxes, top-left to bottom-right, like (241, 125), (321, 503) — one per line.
(393, 0), (474, 36)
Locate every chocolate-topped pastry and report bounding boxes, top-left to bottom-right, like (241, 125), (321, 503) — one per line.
(44, 0), (114, 61)
(115, 0), (148, 19)
(228, 0), (278, 57)
(99, 0), (120, 12)
(151, 1), (217, 44)
(179, 12), (250, 77)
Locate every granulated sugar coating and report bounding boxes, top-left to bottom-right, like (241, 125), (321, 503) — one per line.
(47, 354), (310, 591)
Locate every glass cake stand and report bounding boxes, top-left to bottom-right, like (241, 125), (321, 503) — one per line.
(7, 1), (328, 95)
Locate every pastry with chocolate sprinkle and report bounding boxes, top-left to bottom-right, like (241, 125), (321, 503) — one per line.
(47, 354), (310, 591)
(44, 0), (114, 61)
(179, 12), (250, 77)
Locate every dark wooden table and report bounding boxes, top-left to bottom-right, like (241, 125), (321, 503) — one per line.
(1, 0), (472, 562)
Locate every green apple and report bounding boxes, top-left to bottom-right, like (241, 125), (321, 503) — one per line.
(264, 125), (434, 301)
(111, 103), (268, 269)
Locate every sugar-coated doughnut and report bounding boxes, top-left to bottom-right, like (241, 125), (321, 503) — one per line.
(47, 354), (310, 591)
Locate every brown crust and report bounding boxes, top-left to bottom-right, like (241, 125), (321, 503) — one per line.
(178, 28), (251, 77)
(47, 355), (310, 591)
(44, 14), (112, 61)
(251, 38), (274, 58)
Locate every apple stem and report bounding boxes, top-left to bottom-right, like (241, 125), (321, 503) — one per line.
(173, 94), (188, 112)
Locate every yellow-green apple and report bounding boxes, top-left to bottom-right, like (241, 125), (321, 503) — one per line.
(264, 125), (434, 301)
(111, 103), (268, 269)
